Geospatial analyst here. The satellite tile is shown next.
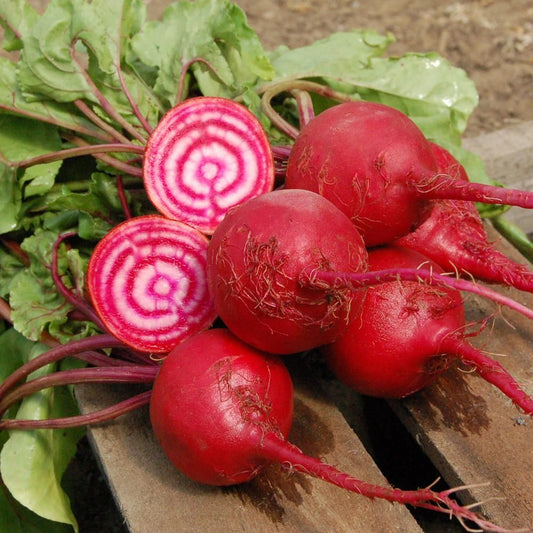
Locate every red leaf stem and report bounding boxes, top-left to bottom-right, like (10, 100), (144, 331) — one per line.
(51, 232), (105, 329)
(0, 333), (127, 400)
(73, 99), (132, 144)
(71, 44), (147, 144)
(0, 365), (158, 417)
(0, 390), (152, 430)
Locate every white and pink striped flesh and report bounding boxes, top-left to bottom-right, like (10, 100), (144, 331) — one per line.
(143, 97), (275, 234)
(87, 215), (217, 353)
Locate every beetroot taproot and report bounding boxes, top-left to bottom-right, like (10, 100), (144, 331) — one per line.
(396, 142), (533, 292)
(207, 189), (368, 354)
(143, 96), (275, 235)
(87, 215), (216, 353)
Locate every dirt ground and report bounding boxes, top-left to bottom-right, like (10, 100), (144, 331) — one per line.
(19, 0), (533, 531)
(233, 0), (533, 136)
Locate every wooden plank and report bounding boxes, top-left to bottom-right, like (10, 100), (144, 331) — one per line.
(76, 370), (423, 533)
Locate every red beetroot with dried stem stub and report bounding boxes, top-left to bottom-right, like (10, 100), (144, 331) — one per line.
(207, 189), (533, 355)
(322, 245), (533, 415)
(396, 142), (533, 292)
(284, 100), (533, 247)
(149, 328), (512, 532)
(143, 96), (275, 235)
(87, 214), (217, 354)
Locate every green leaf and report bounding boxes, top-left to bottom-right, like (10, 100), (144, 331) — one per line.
(0, 0), (39, 52)
(0, 485), (25, 533)
(1, 341), (83, 531)
(270, 33), (478, 147)
(9, 265), (70, 343)
(76, 210), (117, 240)
(9, 229), (93, 343)
(16, 0), (160, 131)
(270, 30), (394, 75)
(0, 485), (74, 533)
(0, 114), (62, 198)
(0, 329), (78, 532)
(349, 53), (478, 144)
(0, 56), (106, 138)
(82, 0), (162, 127)
(11, 169), (132, 240)
(40, 172), (125, 219)
(131, 0), (274, 105)
(0, 162), (20, 233)
(0, 327), (33, 382)
(0, 246), (25, 299)
(0, 115), (61, 161)
(17, 0), (95, 103)
(492, 216), (533, 263)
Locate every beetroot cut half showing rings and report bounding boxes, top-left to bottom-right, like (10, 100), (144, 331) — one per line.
(143, 96), (275, 235)
(87, 215), (217, 354)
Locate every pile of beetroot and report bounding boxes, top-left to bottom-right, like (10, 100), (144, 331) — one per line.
(1, 91), (533, 532)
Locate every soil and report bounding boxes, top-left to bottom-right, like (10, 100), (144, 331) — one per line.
(18, 0), (533, 532)
(236, 0), (533, 137)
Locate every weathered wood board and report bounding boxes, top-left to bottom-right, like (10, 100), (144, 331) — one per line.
(464, 121), (533, 231)
(77, 121), (533, 532)
(76, 375), (423, 533)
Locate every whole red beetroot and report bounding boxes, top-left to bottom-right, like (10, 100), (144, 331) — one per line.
(207, 189), (368, 354)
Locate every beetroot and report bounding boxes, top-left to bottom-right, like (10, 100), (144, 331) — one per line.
(143, 96), (275, 235)
(87, 215), (217, 353)
(285, 101), (533, 246)
(322, 245), (533, 414)
(150, 328), (294, 485)
(207, 189), (368, 354)
(396, 142), (533, 292)
(149, 328), (510, 531)
(208, 189), (533, 355)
